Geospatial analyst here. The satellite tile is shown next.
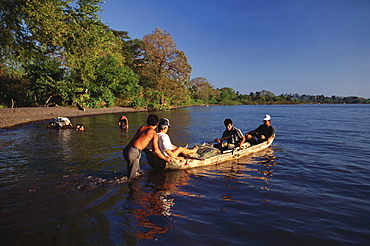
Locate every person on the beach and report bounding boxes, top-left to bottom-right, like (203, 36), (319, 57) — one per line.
(123, 114), (170, 180)
(214, 118), (245, 150)
(118, 115), (129, 130)
(245, 114), (275, 145)
(157, 118), (198, 158)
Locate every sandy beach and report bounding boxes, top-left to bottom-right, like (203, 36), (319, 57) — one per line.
(0, 106), (142, 129)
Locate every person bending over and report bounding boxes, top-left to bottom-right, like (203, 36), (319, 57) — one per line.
(123, 114), (170, 180)
(118, 115), (129, 130)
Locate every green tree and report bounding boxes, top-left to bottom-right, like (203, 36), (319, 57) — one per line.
(0, 0), (137, 107)
(22, 56), (67, 105)
(218, 87), (238, 104)
(90, 55), (141, 105)
(111, 30), (143, 70)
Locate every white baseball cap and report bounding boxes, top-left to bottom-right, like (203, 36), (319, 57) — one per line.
(263, 114), (271, 121)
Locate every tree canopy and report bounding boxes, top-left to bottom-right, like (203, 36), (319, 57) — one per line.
(136, 28), (192, 107)
(1, 1), (368, 109)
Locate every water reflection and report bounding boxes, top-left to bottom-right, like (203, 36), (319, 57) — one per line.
(0, 108), (281, 244)
(127, 178), (174, 239)
(188, 148), (277, 182)
(126, 169), (200, 240)
(124, 148), (277, 240)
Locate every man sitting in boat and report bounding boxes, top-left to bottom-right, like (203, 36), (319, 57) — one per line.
(157, 118), (198, 158)
(245, 114), (275, 145)
(214, 118), (245, 151)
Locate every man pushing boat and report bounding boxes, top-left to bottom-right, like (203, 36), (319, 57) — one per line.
(123, 114), (170, 180)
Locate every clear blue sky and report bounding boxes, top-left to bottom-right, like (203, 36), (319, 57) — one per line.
(99, 0), (370, 98)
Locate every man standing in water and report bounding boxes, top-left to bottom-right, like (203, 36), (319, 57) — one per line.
(123, 114), (170, 180)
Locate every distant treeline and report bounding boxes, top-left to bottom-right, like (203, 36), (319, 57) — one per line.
(191, 88), (370, 105)
(1, 1), (368, 109)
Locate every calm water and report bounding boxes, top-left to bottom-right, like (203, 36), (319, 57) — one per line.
(1, 105), (369, 245)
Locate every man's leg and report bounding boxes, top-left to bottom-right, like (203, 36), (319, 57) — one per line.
(123, 147), (141, 179)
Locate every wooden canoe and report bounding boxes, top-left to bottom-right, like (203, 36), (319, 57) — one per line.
(144, 135), (275, 170)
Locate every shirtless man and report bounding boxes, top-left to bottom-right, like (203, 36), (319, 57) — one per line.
(123, 114), (170, 180)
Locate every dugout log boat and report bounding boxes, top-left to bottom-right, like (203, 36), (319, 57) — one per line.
(144, 135), (275, 170)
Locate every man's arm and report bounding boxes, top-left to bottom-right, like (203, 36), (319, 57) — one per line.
(152, 131), (171, 162)
(246, 129), (257, 135)
(266, 127), (275, 144)
(216, 130), (229, 143)
(239, 135), (246, 148)
(235, 128), (245, 148)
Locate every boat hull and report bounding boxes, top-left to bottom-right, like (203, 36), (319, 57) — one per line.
(144, 136), (274, 170)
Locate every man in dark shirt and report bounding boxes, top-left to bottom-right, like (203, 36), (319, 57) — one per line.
(245, 114), (275, 145)
(215, 118), (245, 151)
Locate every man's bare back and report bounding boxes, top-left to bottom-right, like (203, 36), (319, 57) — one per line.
(128, 125), (157, 151)
(127, 124), (169, 161)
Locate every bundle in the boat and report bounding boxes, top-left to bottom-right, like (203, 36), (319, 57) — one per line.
(191, 144), (221, 159)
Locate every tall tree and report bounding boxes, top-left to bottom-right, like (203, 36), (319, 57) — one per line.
(138, 28), (192, 105)
(111, 30), (143, 70)
(0, 0), (139, 107)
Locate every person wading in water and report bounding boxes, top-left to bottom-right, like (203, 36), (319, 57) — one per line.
(123, 114), (170, 180)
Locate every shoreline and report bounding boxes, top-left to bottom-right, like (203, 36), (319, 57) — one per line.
(0, 106), (144, 129)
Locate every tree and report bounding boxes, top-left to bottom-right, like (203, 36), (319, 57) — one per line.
(0, 0), (134, 107)
(22, 56), (67, 105)
(190, 77), (216, 102)
(91, 55), (141, 104)
(138, 28), (192, 106)
(218, 87), (238, 104)
(111, 30), (143, 70)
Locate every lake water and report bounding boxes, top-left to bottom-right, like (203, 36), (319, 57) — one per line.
(1, 105), (369, 245)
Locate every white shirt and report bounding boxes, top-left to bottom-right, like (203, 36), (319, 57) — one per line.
(158, 132), (174, 156)
(55, 117), (71, 126)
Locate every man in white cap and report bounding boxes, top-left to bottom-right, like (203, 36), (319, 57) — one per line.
(245, 114), (275, 145)
(157, 118), (198, 158)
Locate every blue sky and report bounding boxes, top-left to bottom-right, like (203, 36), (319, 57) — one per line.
(99, 0), (370, 98)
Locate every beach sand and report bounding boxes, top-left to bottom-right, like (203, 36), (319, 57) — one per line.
(0, 106), (142, 129)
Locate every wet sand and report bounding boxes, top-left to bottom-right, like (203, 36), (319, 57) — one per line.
(0, 106), (142, 129)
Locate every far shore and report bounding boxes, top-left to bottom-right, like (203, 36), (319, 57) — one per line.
(0, 106), (144, 129)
